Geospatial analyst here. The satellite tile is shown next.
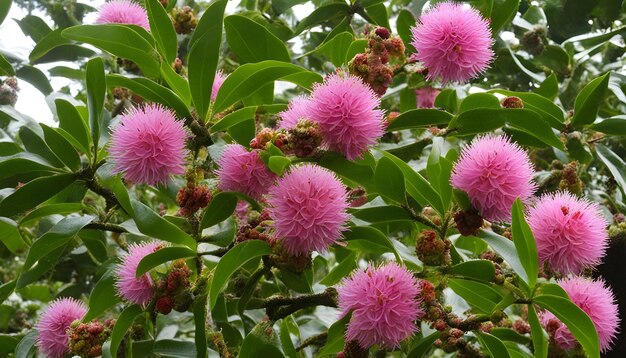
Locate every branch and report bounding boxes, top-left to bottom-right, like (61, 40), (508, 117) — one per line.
(85, 222), (128, 233)
(402, 205), (439, 230)
(263, 288), (338, 321)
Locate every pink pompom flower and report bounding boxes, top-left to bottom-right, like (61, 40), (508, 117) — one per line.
(308, 73), (385, 160)
(211, 71), (226, 102)
(415, 87), (440, 108)
(450, 135), (535, 222)
(410, 2), (494, 84)
(216, 144), (277, 199)
(109, 104), (187, 186)
(115, 241), (162, 306)
(527, 192), (608, 274)
(96, 0), (150, 31)
(338, 262), (423, 349)
(540, 277), (619, 352)
(267, 164), (348, 255)
(278, 96), (313, 130)
(36, 297), (87, 358)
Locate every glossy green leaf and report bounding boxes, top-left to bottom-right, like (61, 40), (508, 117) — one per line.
(527, 304), (548, 358)
(571, 72), (610, 127)
(318, 151), (376, 192)
(14, 331), (37, 358)
(23, 215), (94, 270)
(491, 0), (520, 34)
(320, 250), (358, 286)
(533, 294), (600, 358)
(0, 53), (13, 76)
(136, 246), (196, 276)
(239, 322), (285, 358)
(40, 124), (81, 171)
(18, 126), (64, 168)
(350, 205), (412, 223)
(213, 60), (322, 113)
(0, 217), (26, 254)
(188, 0), (227, 120)
(225, 15), (290, 63)
(317, 32), (353, 67)
(199, 192), (239, 230)
(0, 152), (59, 181)
(386, 109), (453, 131)
(511, 199), (538, 289)
(448, 278), (503, 313)
(85, 57), (105, 151)
(83, 267), (120, 321)
(0, 173), (76, 217)
(595, 144), (626, 195)
(344, 39), (368, 63)
(293, 3), (350, 35)
(145, 0), (177, 63)
(459, 93), (501, 112)
(397, 9), (416, 48)
(490, 90), (565, 129)
(535, 72), (558, 100)
(16, 65), (53, 95)
(106, 74), (191, 118)
(407, 331), (440, 358)
(449, 260), (495, 282)
(477, 229), (528, 285)
(0, 0), (11, 26)
(20, 203), (83, 224)
(375, 157), (406, 204)
(104, 304), (143, 358)
(209, 240), (271, 309)
(63, 24), (160, 77)
(268, 156), (291, 175)
(55, 99), (90, 155)
(16, 247), (64, 289)
(426, 138), (454, 212)
(591, 115), (626, 135)
(194, 295), (208, 358)
(317, 312), (351, 356)
(280, 317), (298, 358)
(344, 226), (401, 262)
(476, 332), (512, 358)
(435, 89), (458, 113)
(363, 3), (390, 29)
(131, 200), (196, 249)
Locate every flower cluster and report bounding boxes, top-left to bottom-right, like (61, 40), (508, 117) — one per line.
(36, 298), (87, 358)
(115, 241), (162, 306)
(96, 0), (150, 31)
(215, 144), (277, 199)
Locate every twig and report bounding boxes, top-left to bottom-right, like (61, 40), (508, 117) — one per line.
(263, 288), (338, 321)
(85, 222), (128, 233)
(296, 332), (328, 351)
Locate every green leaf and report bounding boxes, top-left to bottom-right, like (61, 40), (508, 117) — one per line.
(317, 32), (353, 67)
(225, 15), (290, 63)
(476, 332), (512, 358)
(55, 99), (90, 155)
(85, 57), (105, 151)
(199, 192), (238, 230)
(268, 156), (291, 175)
(160, 61), (191, 105)
(0, 217), (26, 254)
(280, 318), (298, 358)
(106, 74), (191, 119)
(83, 268), (121, 321)
(448, 278), (503, 313)
(449, 260), (495, 282)
(489, 328), (531, 344)
(427, 138), (454, 212)
(317, 312), (351, 356)
(0, 173), (76, 217)
(194, 295), (208, 358)
(344, 226), (401, 262)
(363, 3), (390, 29)
(318, 151), (376, 192)
(490, 0), (520, 34)
(320, 250), (358, 286)
(188, 0), (227, 120)
(0, 53), (13, 76)
(459, 93), (501, 112)
(16, 65), (53, 95)
(0, 0), (12, 26)
(28, 29), (94, 64)
(477, 229), (528, 285)
(533, 295), (600, 358)
(510, 199), (538, 289)
(63, 24), (160, 78)
(40, 124), (81, 171)
(130, 200), (196, 249)
(145, 0), (177, 63)
(490, 90), (565, 129)
(591, 115), (626, 135)
(571, 72), (610, 127)
(23, 215), (94, 270)
(386, 109), (452, 131)
(239, 322), (285, 358)
(104, 304), (143, 358)
(16, 247), (64, 289)
(407, 332), (440, 358)
(209, 240), (271, 309)
(435, 89), (458, 113)
(534, 72), (559, 100)
(136, 246), (196, 276)
(595, 144), (626, 195)
(18, 126), (64, 168)
(536, 282), (569, 299)
(293, 3), (350, 35)
(397, 10), (416, 49)
(527, 304), (548, 358)
(213, 60), (322, 114)
(0, 152), (59, 181)
(350, 205), (412, 223)
(375, 156), (407, 204)
(14, 330), (37, 358)
(20, 203), (83, 224)
(344, 39), (368, 63)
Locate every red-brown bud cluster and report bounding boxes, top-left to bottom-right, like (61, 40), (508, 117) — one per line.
(338, 339), (369, 358)
(171, 6), (198, 34)
(453, 209), (483, 237)
(0, 77), (19, 106)
(415, 230), (451, 266)
(154, 260), (193, 314)
(250, 128), (288, 151)
(287, 120), (323, 158)
(346, 187), (367, 207)
(68, 320), (115, 358)
(500, 96), (524, 109)
(348, 27), (405, 96)
(177, 184), (212, 216)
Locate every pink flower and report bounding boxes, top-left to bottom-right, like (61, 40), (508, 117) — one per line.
(309, 73), (385, 160)
(278, 96), (313, 130)
(211, 71), (226, 102)
(338, 262), (423, 348)
(96, 0), (150, 31)
(540, 277), (619, 353)
(415, 87), (440, 108)
(36, 298), (87, 358)
(410, 2), (494, 84)
(110, 104), (187, 186)
(267, 164), (348, 255)
(450, 135), (535, 222)
(115, 241), (162, 306)
(216, 144), (276, 199)
(527, 192), (608, 274)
